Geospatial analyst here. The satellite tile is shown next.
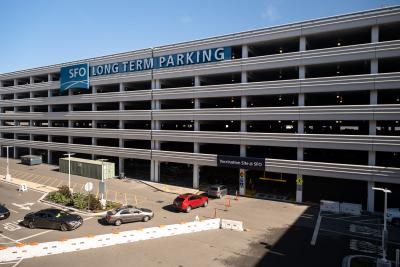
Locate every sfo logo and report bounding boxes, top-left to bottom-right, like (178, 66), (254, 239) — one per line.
(60, 63), (89, 91)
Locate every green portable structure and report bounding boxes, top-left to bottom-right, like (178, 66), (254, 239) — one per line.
(59, 157), (115, 180)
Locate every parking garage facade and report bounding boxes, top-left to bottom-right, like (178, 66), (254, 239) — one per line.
(1, 7), (400, 211)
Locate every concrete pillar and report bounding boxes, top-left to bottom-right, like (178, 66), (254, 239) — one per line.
(371, 25), (379, 43)
(47, 150), (52, 164)
(193, 164), (199, 189)
(119, 157), (124, 176)
(194, 96), (200, 152)
(241, 70), (248, 158)
(151, 80), (161, 182)
(48, 74), (53, 82)
(242, 45), (248, 59)
(300, 36), (307, 51)
(367, 151), (376, 212)
(296, 85), (305, 203)
(30, 76), (34, 84)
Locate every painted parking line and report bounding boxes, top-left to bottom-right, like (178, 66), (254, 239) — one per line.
(319, 228), (400, 246)
(7, 209), (18, 214)
(0, 233), (17, 243)
(16, 217), (94, 242)
(310, 211), (322, 246)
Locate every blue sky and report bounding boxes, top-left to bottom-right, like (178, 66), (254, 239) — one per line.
(1, 0), (399, 74)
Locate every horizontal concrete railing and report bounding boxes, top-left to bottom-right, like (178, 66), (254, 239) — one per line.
(1, 138), (399, 184)
(2, 72), (400, 105)
(2, 104), (400, 121)
(1, 127), (400, 152)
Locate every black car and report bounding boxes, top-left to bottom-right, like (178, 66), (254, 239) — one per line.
(0, 204), (10, 220)
(23, 208), (83, 231)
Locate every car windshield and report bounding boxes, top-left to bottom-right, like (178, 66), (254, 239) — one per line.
(0, 205), (7, 212)
(175, 197), (184, 203)
(55, 211), (69, 218)
(210, 186), (219, 191)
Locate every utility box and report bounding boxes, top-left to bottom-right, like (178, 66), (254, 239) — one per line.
(20, 155), (43, 166)
(59, 157), (115, 180)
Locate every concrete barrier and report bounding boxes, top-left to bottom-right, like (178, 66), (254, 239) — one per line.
(221, 219), (244, 231)
(320, 200), (340, 213)
(340, 202), (362, 216)
(0, 218), (221, 262)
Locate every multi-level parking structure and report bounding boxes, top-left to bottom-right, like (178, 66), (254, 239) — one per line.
(1, 6), (400, 211)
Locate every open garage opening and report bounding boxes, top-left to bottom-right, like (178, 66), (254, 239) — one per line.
(160, 162), (193, 188)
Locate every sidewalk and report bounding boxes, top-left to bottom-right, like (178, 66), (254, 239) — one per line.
(0, 158), (199, 205)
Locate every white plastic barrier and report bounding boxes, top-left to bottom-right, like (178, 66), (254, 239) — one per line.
(320, 200), (340, 213)
(340, 202), (362, 216)
(0, 218), (221, 262)
(221, 219), (244, 231)
(18, 183), (28, 192)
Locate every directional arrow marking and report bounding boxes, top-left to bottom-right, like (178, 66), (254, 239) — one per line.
(12, 203), (34, 210)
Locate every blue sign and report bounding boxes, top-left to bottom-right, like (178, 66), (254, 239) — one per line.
(91, 47), (231, 77)
(59, 47), (231, 91)
(60, 63), (89, 91)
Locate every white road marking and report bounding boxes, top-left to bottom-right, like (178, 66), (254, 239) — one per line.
(0, 233), (17, 243)
(12, 259), (22, 267)
(16, 230), (53, 242)
(11, 203), (34, 211)
(16, 217), (93, 242)
(319, 228), (400, 246)
(310, 211), (322, 246)
(7, 209), (18, 214)
(0, 262), (18, 265)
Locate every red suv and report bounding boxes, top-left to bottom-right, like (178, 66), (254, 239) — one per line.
(173, 193), (209, 213)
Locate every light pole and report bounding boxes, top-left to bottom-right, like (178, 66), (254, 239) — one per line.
(98, 159), (108, 202)
(373, 187), (392, 264)
(63, 153), (75, 191)
(3, 146), (13, 181)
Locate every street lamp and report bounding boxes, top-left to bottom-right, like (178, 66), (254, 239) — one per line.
(373, 186), (392, 264)
(2, 146), (13, 181)
(97, 159), (108, 202)
(63, 153), (75, 191)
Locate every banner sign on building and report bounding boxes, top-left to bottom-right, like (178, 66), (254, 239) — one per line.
(217, 155), (265, 170)
(60, 47), (231, 91)
(60, 63), (89, 91)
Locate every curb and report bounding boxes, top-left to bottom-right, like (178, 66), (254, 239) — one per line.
(39, 198), (107, 216)
(139, 180), (201, 196)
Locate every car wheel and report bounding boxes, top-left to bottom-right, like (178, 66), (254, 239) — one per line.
(393, 218), (400, 227)
(218, 194), (222, 199)
(60, 223), (68, 231)
(142, 216), (150, 222)
(185, 206), (192, 213)
(28, 221), (35, 229)
(115, 220), (122, 226)
(203, 201), (208, 207)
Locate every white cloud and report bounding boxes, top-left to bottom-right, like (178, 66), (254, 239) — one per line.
(261, 2), (279, 22)
(180, 15), (192, 25)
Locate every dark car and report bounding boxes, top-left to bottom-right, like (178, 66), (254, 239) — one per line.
(173, 193), (209, 213)
(0, 204), (10, 220)
(23, 208), (83, 231)
(105, 206), (154, 226)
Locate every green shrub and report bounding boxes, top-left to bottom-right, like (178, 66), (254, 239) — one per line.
(48, 191), (71, 205)
(72, 192), (87, 210)
(106, 201), (121, 210)
(58, 185), (72, 198)
(87, 194), (101, 211)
